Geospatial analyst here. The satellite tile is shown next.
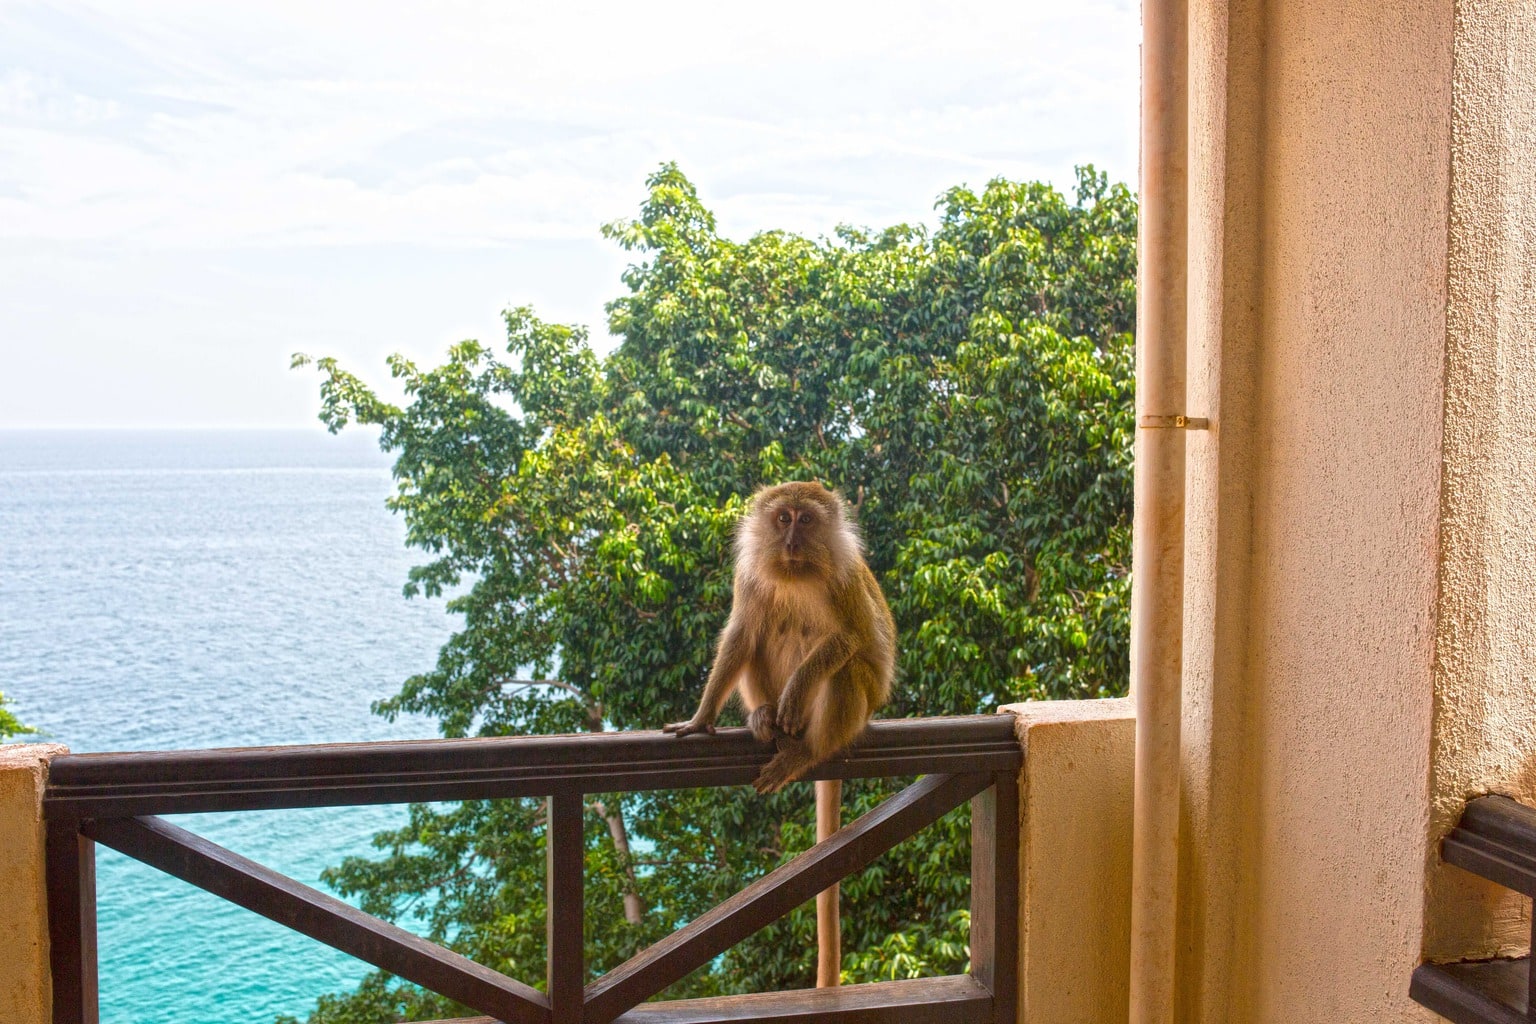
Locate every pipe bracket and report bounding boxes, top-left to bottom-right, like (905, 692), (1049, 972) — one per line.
(1138, 415), (1209, 430)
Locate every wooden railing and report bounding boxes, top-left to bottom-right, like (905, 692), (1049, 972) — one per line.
(43, 714), (1021, 1024)
(1411, 795), (1536, 1024)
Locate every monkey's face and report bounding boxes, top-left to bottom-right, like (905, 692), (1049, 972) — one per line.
(771, 502), (828, 574)
(748, 482), (846, 579)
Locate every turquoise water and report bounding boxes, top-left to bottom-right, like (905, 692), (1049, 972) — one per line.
(0, 430), (455, 1023)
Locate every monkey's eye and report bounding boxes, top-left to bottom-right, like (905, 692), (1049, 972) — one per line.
(777, 511), (792, 525)
(798, 511), (814, 525)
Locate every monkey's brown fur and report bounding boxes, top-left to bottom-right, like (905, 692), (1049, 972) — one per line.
(665, 481), (896, 794)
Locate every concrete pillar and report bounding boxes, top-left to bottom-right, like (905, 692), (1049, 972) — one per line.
(1, 743), (66, 1024)
(1176, 0), (1451, 1020)
(1002, 699), (1134, 1024)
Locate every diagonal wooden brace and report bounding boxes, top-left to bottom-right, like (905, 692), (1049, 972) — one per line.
(84, 815), (550, 1024)
(583, 771), (992, 1024)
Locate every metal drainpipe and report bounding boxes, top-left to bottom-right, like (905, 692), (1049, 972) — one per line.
(1129, 0), (1191, 1018)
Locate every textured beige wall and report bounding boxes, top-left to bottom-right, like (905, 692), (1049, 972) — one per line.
(1176, 0), (1452, 1020)
(1, 743), (65, 1024)
(1422, 0), (1536, 962)
(1002, 699), (1134, 1024)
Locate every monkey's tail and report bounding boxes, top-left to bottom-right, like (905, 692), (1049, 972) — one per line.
(815, 777), (842, 987)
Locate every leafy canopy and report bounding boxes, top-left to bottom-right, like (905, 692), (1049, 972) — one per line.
(285, 164), (1135, 1022)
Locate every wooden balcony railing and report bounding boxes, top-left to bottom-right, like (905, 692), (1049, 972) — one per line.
(43, 714), (1021, 1024)
(1411, 795), (1536, 1024)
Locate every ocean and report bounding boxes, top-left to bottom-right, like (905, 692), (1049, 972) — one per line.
(0, 429), (457, 1023)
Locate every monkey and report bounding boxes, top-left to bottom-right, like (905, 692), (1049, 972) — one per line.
(664, 480), (896, 793)
(664, 481), (896, 987)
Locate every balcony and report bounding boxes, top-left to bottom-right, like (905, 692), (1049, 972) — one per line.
(1, 701), (1136, 1024)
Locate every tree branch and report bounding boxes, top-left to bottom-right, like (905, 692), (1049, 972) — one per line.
(590, 799), (645, 924)
(491, 678), (586, 701)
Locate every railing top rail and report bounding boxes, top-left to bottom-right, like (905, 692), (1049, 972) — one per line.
(44, 714), (1021, 816)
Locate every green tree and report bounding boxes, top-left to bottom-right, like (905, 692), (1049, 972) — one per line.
(0, 691), (36, 742)
(285, 164), (1135, 1022)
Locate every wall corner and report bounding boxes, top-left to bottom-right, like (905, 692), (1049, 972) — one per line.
(1, 742), (68, 1024)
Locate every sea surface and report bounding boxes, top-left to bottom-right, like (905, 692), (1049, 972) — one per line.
(0, 429), (458, 1023)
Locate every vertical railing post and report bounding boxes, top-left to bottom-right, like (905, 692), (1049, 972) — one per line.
(970, 772), (1020, 1023)
(815, 777), (842, 987)
(45, 818), (98, 1024)
(547, 792), (585, 1024)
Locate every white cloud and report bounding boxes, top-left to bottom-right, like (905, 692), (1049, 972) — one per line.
(1, 0), (1137, 247)
(0, 0), (1138, 426)
(0, 68), (121, 123)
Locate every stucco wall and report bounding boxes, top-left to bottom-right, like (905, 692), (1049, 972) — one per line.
(1422, 0), (1536, 962)
(1176, 0), (1452, 1020)
(1, 743), (65, 1024)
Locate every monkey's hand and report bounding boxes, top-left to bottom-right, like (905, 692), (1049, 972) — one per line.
(775, 687), (809, 736)
(663, 719), (716, 738)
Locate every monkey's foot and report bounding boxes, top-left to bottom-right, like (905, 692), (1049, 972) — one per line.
(753, 750), (812, 794)
(746, 705), (779, 744)
(663, 720), (715, 738)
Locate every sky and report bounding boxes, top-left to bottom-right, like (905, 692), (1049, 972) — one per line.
(0, 0), (1139, 429)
